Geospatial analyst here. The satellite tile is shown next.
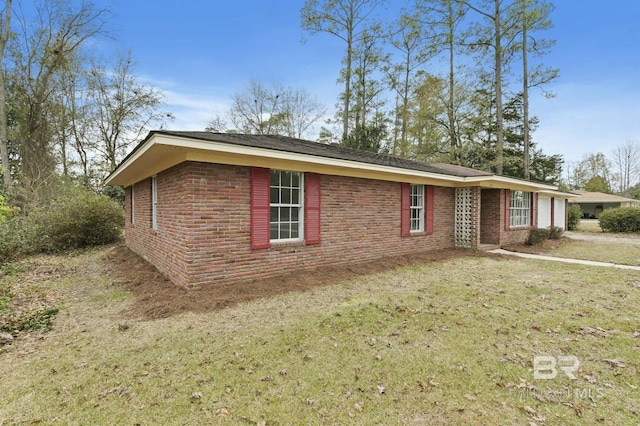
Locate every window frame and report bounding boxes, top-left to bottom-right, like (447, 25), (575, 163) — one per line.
(269, 170), (304, 243)
(509, 190), (531, 228)
(410, 184), (425, 233)
(151, 176), (158, 230)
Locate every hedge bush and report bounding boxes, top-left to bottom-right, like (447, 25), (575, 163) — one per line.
(548, 226), (564, 240)
(567, 205), (582, 230)
(0, 187), (124, 264)
(526, 228), (550, 246)
(30, 189), (124, 252)
(598, 207), (640, 233)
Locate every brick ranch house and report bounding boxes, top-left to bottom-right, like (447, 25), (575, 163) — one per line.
(106, 131), (576, 289)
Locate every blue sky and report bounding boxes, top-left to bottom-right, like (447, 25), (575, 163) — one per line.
(97, 0), (640, 165)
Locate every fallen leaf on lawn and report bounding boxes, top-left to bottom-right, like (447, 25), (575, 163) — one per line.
(582, 373), (597, 384)
(464, 394), (476, 401)
(216, 408), (230, 416)
(603, 358), (625, 368)
(354, 402), (363, 412)
(278, 369), (287, 376)
(377, 385), (385, 394)
(190, 392), (203, 399)
(260, 376), (273, 382)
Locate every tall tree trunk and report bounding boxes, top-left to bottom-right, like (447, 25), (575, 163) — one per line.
(522, 5), (530, 180)
(494, 0), (504, 176)
(0, 0), (12, 191)
(343, 25), (353, 139)
(446, 0), (458, 164)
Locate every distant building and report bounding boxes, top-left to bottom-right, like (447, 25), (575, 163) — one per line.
(568, 190), (640, 218)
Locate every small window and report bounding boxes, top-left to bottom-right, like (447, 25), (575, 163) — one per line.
(151, 176), (158, 230)
(510, 190), (531, 227)
(270, 170), (303, 241)
(131, 184), (135, 224)
(410, 184), (424, 232)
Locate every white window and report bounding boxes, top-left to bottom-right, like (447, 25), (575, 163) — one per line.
(510, 190), (531, 227)
(131, 184), (135, 225)
(151, 176), (157, 230)
(270, 170), (303, 241)
(410, 184), (424, 232)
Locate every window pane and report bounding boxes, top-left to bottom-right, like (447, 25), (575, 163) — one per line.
(270, 170), (280, 186)
(282, 188), (291, 204)
(270, 187), (279, 204)
(282, 171), (292, 187)
(280, 226), (290, 239)
(291, 173), (300, 187)
(291, 189), (299, 204)
(270, 223), (279, 240)
(291, 208), (299, 221)
(270, 207), (278, 222)
(291, 225), (299, 239)
(281, 207), (290, 221)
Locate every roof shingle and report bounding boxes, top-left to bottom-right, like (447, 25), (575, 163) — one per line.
(155, 130), (493, 179)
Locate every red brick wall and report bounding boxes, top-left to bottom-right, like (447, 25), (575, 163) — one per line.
(125, 161), (456, 288)
(125, 163), (192, 288)
(480, 189), (501, 245)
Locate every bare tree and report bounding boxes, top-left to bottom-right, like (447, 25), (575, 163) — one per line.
(217, 80), (325, 139)
(10, 0), (109, 188)
(0, 0), (11, 190)
(85, 52), (169, 172)
(612, 140), (640, 196)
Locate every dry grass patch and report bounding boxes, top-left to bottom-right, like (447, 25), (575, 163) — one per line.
(577, 220), (602, 233)
(0, 248), (639, 425)
(547, 241), (640, 266)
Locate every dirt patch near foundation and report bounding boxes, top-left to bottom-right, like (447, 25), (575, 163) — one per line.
(103, 245), (498, 320)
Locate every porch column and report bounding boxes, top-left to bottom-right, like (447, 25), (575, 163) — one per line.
(454, 186), (481, 249)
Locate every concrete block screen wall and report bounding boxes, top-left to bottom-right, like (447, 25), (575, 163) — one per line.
(125, 161), (457, 289)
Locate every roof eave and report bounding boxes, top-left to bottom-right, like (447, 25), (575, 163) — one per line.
(106, 133), (561, 193)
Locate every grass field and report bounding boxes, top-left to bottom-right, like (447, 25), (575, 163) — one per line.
(1, 244), (639, 425)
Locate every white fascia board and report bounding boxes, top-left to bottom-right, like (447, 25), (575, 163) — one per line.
(463, 174), (558, 191)
(538, 189), (581, 198)
(104, 136), (155, 185)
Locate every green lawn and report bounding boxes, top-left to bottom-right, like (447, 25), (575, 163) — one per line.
(1, 247), (639, 425)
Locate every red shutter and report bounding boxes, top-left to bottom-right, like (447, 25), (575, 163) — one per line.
(532, 192), (538, 228)
(425, 185), (434, 235)
(305, 172), (321, 245)
(251, 167), (270, 249)
(504, 189), (511, 231)
(550, 197), (555, 228)
(401, 183), (410, 237)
